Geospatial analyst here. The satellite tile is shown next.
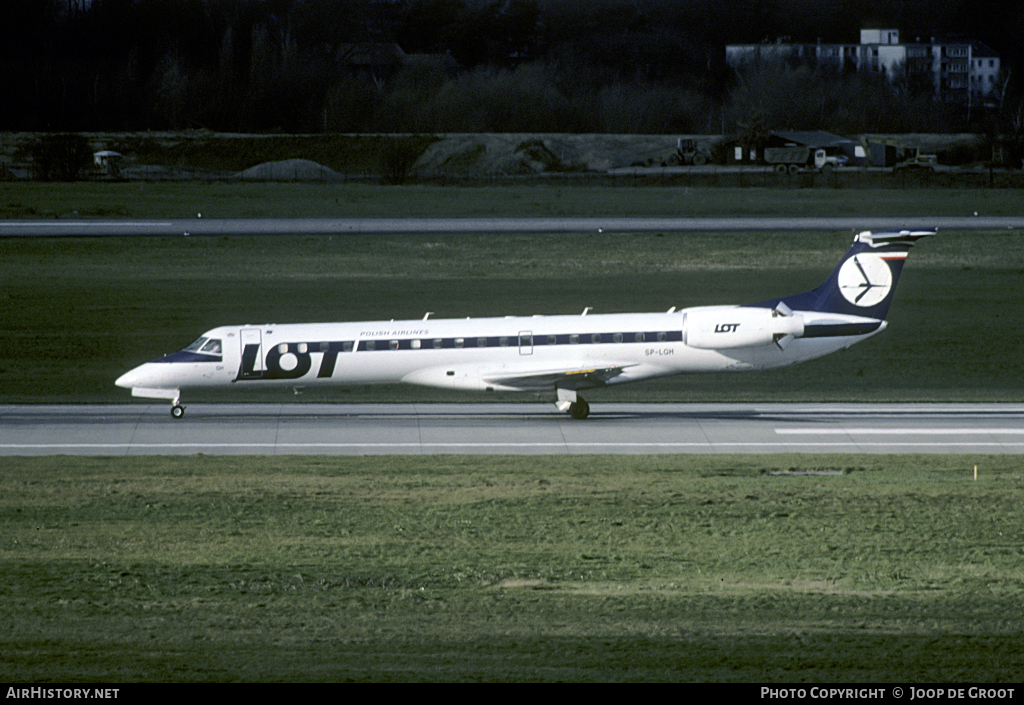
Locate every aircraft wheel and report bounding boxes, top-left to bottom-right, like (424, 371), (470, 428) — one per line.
(171, 404), (186, 419)
(568, 399), (590, 420)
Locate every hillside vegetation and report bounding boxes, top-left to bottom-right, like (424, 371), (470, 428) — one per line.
(6, 1), (1022, 136)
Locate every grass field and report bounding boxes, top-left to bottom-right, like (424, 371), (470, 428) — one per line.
(4, 182), (1024, 220)
(2, 455), (1022, 682)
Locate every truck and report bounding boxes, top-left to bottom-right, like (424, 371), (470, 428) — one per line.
(764, 147), (847, 175)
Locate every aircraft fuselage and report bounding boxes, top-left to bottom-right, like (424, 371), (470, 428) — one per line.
(116, 307), (881, 397)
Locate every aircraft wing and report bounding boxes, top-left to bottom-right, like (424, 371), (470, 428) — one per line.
(483, 363), (634, 392)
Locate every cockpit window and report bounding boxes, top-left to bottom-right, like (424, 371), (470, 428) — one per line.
(200, 339), (222, 354)
(184, 337), (208, 352)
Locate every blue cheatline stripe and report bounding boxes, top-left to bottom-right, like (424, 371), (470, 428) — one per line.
(357, 330), (683, 351)
(802, 322), (882, 338)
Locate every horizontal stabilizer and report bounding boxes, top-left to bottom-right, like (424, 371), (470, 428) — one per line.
(854, 230), (934, 248)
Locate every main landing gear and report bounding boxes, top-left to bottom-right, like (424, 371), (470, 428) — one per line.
(568, 398), (590, 420)
(556, 388), (590, 419)
(171, 401), (186, 419)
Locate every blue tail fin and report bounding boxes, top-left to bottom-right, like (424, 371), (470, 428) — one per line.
(749, 229), (933, 320)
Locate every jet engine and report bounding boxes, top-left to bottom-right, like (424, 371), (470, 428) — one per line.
(683, 304), (804, 350)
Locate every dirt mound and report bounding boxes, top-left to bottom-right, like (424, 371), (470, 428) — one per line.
(236, 158), (342, 181)
(412, 134), (688, 176)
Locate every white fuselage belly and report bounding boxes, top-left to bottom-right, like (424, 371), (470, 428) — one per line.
(130, 307), (881, 395)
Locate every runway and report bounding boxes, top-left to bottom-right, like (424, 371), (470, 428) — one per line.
(3, 403), (1024, 455)
(2, 215), (1022, 237)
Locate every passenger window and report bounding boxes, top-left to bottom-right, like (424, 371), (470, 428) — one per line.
(477, 337), (487, 347)
(635, 332), (645, 342)
(389, 340), (399, 350)
(570, 334), (579, 344)
(433, 338), (443, 349)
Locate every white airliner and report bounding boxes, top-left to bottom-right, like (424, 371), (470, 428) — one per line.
(116, 229), (932, 419)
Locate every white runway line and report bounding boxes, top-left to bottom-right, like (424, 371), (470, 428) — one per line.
(776, 428), (1024, 435)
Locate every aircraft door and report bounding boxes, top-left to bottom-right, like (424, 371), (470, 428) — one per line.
(239, 328), (264, 378)
(519, 331), (533, 355)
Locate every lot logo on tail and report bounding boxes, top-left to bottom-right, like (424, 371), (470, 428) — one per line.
(837, 253), (893, 307)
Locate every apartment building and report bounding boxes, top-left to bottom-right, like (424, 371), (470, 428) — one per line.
(726, 29), (1001, 106)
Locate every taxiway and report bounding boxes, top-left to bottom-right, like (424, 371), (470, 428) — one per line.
(2, 215), (1022, 237)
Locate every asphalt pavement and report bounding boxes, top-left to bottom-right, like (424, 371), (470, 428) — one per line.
(3, 403), (1023, 455)
(2, 216), (1022, 237)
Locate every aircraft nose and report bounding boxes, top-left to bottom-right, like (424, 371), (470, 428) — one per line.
(115, 366), (141, 389)
(116, 363), (157, 389)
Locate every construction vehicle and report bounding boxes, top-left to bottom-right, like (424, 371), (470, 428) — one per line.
(895, 148), (938, 170)
(673, 138), (711, 166)
(764, 147), (847, 174)
(764, 146), (812, 174)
